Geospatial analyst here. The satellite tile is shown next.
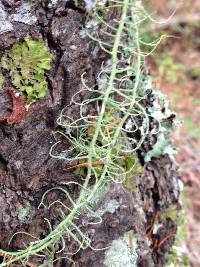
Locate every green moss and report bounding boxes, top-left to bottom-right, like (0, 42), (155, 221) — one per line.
(1, 37), (52, 102)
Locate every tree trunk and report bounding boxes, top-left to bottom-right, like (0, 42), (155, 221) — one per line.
(0, 1), (180, 266)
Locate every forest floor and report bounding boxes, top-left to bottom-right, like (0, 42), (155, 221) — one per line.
(148, 1), (200, 266)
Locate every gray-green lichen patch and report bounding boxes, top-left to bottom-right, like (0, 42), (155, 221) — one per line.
(81, 183), (110, 211)
(148, 91), (175, 122)
(144, 132), (177, 162)
(104, 231), (138, 267)
(84, 0), (96, 11)
(144, 91), (178, 162)
(95, 199), (120, 217)
(0, 1), (37, 35)
(0, 4), (13, 34)
(90, 183), (110, 208)
(86, 184), (121, 218)
(17, 206), (32, 223)
(11, 2), (37, 25)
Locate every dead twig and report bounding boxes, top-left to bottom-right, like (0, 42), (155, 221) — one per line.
(152, 233), (174, 253)
(146, 14), (200, 31)
(64, 160), (104, 171)
(146, 211), (160, 239)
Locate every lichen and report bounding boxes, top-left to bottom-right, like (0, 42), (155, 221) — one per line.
(89, 183), (110, 209)
(17, 206), (32, 223)
(95, 199), (120, 217)
(104, 231), (138, 267)
(123, 155), (143, 190)
(160, 204), (179, 222)
(0, 4), (13, 34)
(144, 91), (178, 162)
(1, 37), (52, 103)
(73, 108), (143, 187)
(0, 71), (4, 88)
(11, 2), (37, 25)
(144, 132), (177, 162)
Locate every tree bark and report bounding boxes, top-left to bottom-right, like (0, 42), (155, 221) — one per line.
(0, 1), (180, 266)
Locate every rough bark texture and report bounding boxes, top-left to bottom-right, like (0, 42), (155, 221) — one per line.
(0, 1), (180, 266)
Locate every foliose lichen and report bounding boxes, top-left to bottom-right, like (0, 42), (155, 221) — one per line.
(1, 37), (52, 102)
(144, 91), (178, 162)
(0, 71), (4, 88)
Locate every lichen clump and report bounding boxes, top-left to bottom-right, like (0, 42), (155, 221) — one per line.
(0, 71), (4, 88)
(1, 37), (52, 102)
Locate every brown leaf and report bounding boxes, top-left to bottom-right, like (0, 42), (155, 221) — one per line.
(7, 91), (27, 124)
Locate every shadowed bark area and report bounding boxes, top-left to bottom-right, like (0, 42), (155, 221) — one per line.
(0, 1), (180, 266)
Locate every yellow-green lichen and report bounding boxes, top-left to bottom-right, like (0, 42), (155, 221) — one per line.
(1, 37), (52, 102)
(160, 204), (179, 222)
(123, 155), (143, 190)
(0, 71), (4, 88)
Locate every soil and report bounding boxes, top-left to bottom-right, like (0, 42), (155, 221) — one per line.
(0, 1), (180, 266)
